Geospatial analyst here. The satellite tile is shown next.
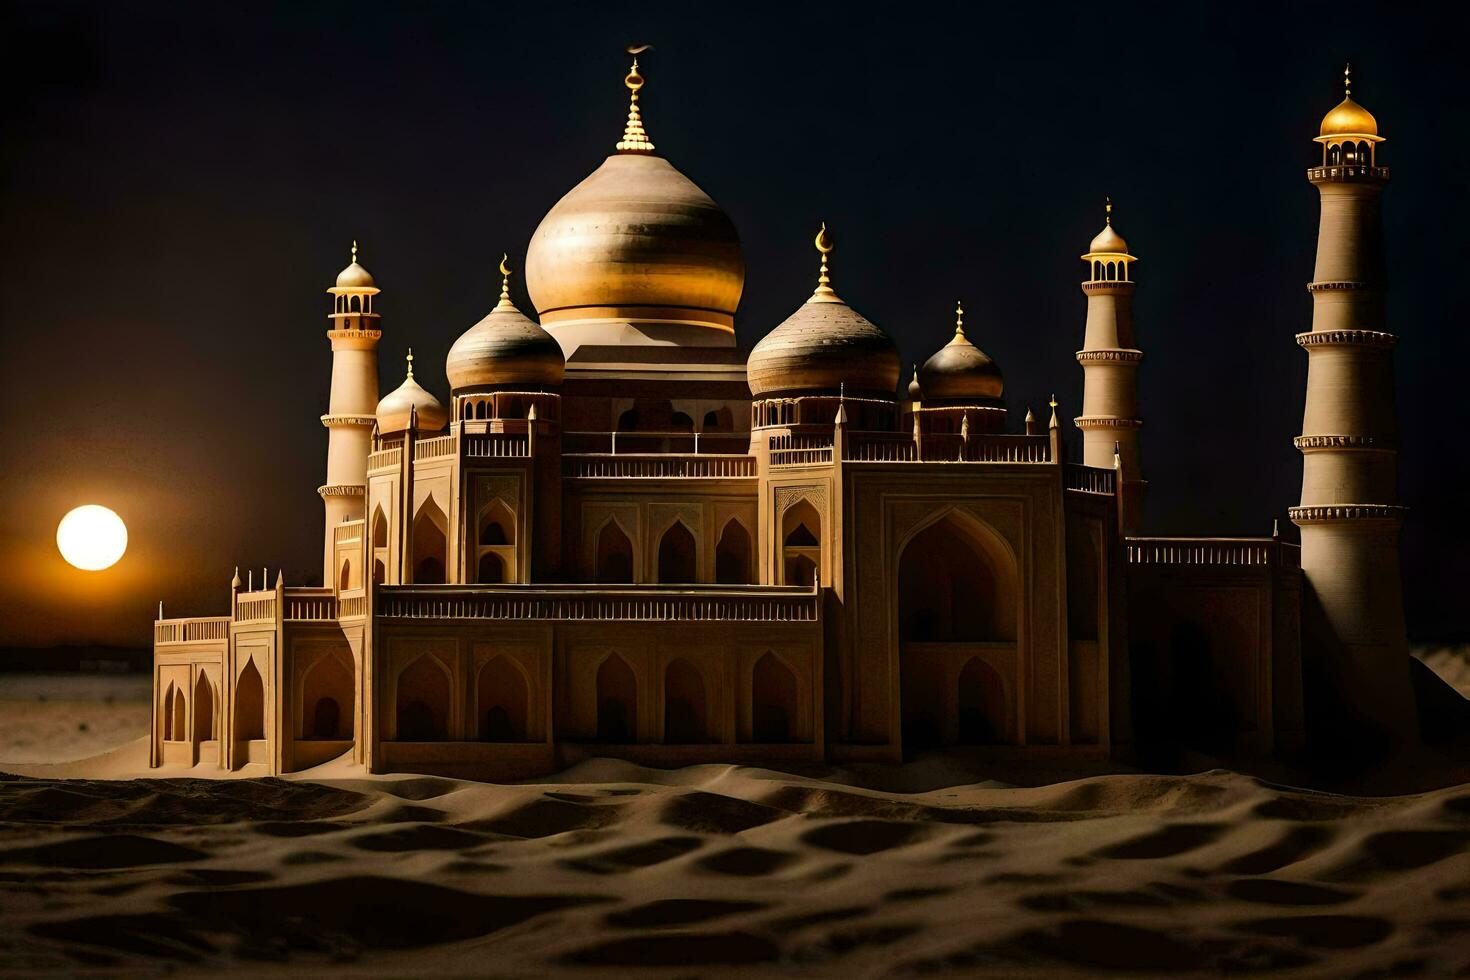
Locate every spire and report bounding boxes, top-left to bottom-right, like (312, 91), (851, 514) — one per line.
(1105, 197), (1112, 225)
(495, 253), (516, 312)
(1344, 62), (1351, 98)
(1048, 394), (1059, 429)
(615, 45), (655, 153)
(352, 239), (359, 264)
(954, 301), (966, 340)
(810, 223), (840, 303)
(405, 347), (415, 380)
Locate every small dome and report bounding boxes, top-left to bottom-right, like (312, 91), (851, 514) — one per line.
(1319, 95), (1379, 138)
(336, 260), (375, 288)
(1087, 222), (1129, 256)
(918, 308), (1003, 403)
(377, 354), (447, 434)
(446, 263), (565, 391)
(748, 228), (899, 399)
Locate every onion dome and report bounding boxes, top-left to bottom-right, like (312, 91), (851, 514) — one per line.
(747, 225), (901, 399)
(524, 55), (745, 339)
(336, 240), (376, 288)
(445, 256), (564, 391)
(907, 365), (922, 401)
(918, 302), (1004, 403)
(1318, 65), (1380, 140)
(1088, 221), (1129, 256)
(376, 350), (447, 434)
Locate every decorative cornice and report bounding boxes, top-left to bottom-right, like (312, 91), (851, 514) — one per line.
(1074, 416), (1142, 430)
(1075, 349), (1143, 364)
(1080, 281), (1136, 295)
(1307, 164), (1389, 183)
(1294, 434), (1397, 451)
(317, 484), (365, 498)
(1289, 503), (1406, 525)
(1296, 329), (1397, 349)
(1307, 280), (1377, 293)
(320, 414), (377, 428)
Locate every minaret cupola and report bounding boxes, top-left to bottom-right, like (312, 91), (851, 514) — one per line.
(376, 350), (448, 435)
(1316, 64), (1384, 167)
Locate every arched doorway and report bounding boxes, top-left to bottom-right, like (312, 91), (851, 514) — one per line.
(751, 652), (798, 742)
(782, 500), (820, 586)
(302, 655), (353, 739)
(956, 659), (1006, 744)
(193, 673), (214, 744)
(411, 498), (448, 584)
(478, 552), (505, 584)
(595, 521), (634, 583)
(663, 659), (707, 743)
(715, 519), (752, 585)
(897, 511), (1017, 752)
(657, 521), (696, 583)
(235, 658), (265, 743)
(477, 657), (529, 742)
(396, 656), (450, 741)
(596, 655), (637, 742)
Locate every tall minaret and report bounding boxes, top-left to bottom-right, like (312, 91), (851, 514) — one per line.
(320, 242), (383, 583)
(1076, 200), (1144, 531)
(1289, 67), (1415, 745)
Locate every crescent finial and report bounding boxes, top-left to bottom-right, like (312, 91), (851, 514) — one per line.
(499, 253), (511, 278)
(814, 222), (834, 254)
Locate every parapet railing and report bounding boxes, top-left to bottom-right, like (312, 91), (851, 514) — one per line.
(368, 446), (401, 470)
(339, 590), (368, 620)
(565, 453), (756, 479)
(564, 430), (750, 456)
(283, 588), (337, 622)
(1126, 536), (1301, 570)
(334, 519), (364, 543)
(233, 589), (277, 624)
(464, 433), (530, 458)
(413, 435), (456, 461)
(769, 433), (835, 467)
(155, 617), (230, 645)
(1063, 464), (1117, 494)
(377, 583), (821, 624)
(769, 431), (1053, 466)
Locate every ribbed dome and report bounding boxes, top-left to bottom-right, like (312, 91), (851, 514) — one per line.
(336, 260), (375, 289)
(919, 324), (1004, 403)
(525, 153), (745, 328)
(377, 357), (447, 434)
(748, 298), (900, 398)
(1319, 95), (1378, 138)
(446, 268), (564, 392)
(1087, 222), (1129, 255)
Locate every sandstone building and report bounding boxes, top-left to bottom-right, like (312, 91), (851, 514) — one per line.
(150, 61), (1406, 778)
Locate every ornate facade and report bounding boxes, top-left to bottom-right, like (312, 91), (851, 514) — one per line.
(150, 61), (1408, 778)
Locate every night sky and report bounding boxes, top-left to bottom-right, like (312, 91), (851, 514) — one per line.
(1, 1), (1466, 649)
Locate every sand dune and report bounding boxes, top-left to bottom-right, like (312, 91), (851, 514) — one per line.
(4, 746), (1470, 976)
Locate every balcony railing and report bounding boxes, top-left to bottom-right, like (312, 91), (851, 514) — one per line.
(1064, 464), (1116, 494)
(155, 617), (230, 645)
(283, 589), (338, 622)
(565, 454), (755, 479)
(233, 589), (277, 624)
(564, 430), (750, 456)
(334, 519), (365, 543)
(464, 433), (530, 458)
(377, 584), (821, 624)
(413, 435), (455, 461)
(1127, 537), (1300, 569)
(368, 447), (402, 470)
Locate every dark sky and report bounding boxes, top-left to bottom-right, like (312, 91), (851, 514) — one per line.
(2, 0), (1466, 648)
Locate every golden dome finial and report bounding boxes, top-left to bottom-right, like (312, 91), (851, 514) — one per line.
(810, 222), (838, 301)
(405, 347), (415, 379)
(1344, 62), (1351, 98)
(954, 300), (965, 339)
(1105, 196), (1112, 226)
(351, 239), (359, 263)
(499, 252), (512, 299)
(616, 44), (656, 153)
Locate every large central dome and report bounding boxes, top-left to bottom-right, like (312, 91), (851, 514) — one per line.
(524, 60), (745, 354)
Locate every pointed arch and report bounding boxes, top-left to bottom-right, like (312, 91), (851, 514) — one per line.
(477, 656), (529, 742)
(372, 507), (388, 548)
(477, 551), (506, 584)
(957, 658), (1007, 745)
(663, 658), (707, 743)
(898, 508), (1017, 643)
(339, 558), (352, 593)
(161, 682), (177, 741)
(781, 498), (821, 587)
(595, 519), (635, 584)
(235, 657), (265, 743)
(715, 518), (752, 585)
(193, 672), (214, 744)
(479, 499), (515, 545)
(302, 654), (354, 739)
(751, 652), (798, 742)
(412, 496), (448, 584)
(656, 520), (697, 583)
(396, 655), (450, 741)
(596, 654), (637, 742)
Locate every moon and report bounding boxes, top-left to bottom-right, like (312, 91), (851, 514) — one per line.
(56, 505), (128, 571)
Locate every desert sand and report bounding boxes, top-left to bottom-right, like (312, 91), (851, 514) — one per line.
(3, 667), (1470, 977)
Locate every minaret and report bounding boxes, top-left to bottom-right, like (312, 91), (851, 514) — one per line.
(1076, 199), (1144, 531)
(320, 242), (383, 583)
(1289, 66), (1415, 744)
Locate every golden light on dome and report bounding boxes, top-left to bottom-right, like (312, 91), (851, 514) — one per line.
(56, 505), (128, 572)
(615, 44), (655, 153)
(1317, 63), (1382, 142)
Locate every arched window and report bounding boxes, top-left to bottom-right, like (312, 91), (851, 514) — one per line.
(715, 519), (752, 585)
(596, 655), (637, 742)
(235, 658), (265, 743)
(372, 508), (388, 548)
(396, 656), (450, 741)
(477, 552), (505, 584)
(751, 652), (798, 742)
(703, 410), (720, 430)
(412, 498), (448, 584)
(670, 411), (694, 431)
(657, 521), (697, 583)
(339, 559), (352, 592)
(477, 657), (528, 741)
(596, 521), (634, 583)
(302, 654), (353, 739)
(1328, 142), (1341, 165)
(617, 408), (640, 432)
(162, 682), (177, 741)
(663, 659), (707, 743)
(480, 512), (511, 546)
(957, 659), (1006, 744)
(781, 500), (821, 587)
(373, 559), (385, 584)
(193, 673), (214, 744)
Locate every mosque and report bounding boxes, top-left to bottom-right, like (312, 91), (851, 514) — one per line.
(149, 59), (1413, 778)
